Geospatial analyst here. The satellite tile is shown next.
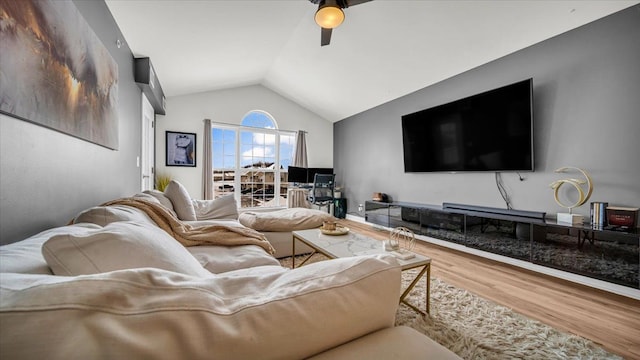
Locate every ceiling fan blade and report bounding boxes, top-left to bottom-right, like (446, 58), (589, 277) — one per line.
(345, 0), (372, 7)
(321, 27), (332, 46)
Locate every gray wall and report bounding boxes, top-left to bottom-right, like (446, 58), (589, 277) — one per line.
(0, 1), (142, 244)
(335, 5), (640, 218)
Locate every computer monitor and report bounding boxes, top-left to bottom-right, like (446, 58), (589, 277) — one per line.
(287, 166), (308, 183)
(307, 168), (333, 183)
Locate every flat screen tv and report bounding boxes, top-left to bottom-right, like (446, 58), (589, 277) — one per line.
(402, 78), (533, 172)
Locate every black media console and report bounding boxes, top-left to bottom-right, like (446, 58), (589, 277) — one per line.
(442, 203), (546, 220)
(365, 201), (639, 290)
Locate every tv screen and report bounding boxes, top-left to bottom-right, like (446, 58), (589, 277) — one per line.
(402, 79), (533, 172)
(287, 166), (308, 183)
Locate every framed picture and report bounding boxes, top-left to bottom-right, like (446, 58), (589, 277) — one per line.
(166, 131), (196, 167)
(0, 0), (119, 149)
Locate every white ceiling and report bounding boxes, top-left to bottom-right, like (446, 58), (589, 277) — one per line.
(105, 0), (638, 122)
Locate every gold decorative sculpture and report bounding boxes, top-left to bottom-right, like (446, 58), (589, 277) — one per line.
(549, 166), (593, 212)
(385, 227), (416, 259)
(549, 166), (593, 224)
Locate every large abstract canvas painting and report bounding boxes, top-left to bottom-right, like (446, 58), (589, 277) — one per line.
(0, 0), (119, 149)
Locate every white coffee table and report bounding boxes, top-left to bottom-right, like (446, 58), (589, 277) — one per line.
(292, 228), (431, 315)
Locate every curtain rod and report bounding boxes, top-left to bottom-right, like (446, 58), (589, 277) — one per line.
(203, 119), (307, 134)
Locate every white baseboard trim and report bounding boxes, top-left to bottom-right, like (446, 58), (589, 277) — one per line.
(346, 215), (640, 300)
(346, 213), (367, 223)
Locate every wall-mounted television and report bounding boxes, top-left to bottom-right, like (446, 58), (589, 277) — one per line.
(402, 78), (534, 172)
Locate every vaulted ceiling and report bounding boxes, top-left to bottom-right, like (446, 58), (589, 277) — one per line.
(105, 0), (638, 122)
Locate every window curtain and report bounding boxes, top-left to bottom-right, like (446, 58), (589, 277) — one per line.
(290, 130), (310, 208)
(202, 119), (213, 200)
(293, 130), (308, 167)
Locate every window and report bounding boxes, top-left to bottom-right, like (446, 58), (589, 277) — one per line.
(212, 111), (295, 208)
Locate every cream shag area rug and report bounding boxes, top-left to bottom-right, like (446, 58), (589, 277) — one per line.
(396, 268), (620, 360)
(281, 255), (621, 360)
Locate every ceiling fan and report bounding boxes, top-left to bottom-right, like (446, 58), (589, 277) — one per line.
(309, 0), (372, 46)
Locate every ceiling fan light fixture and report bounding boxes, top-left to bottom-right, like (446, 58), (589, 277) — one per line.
(315, 4), (345, 29)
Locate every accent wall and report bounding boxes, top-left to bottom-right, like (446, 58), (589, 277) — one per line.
(334, 5), (640, 218)
(0, 0), (142, 244)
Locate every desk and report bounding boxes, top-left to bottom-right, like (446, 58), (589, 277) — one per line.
(287, 188), (311, 208)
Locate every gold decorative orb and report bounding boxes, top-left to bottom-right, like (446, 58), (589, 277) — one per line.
(390, 227), (416, 252)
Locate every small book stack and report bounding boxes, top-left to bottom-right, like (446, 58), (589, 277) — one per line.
(606, 206), (639, 228)
(590, 202), (608, 229)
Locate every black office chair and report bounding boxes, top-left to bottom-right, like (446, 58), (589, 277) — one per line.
(308, 174), (335, 213)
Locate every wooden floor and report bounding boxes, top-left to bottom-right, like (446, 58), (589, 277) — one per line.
(338, 219), (640, 359)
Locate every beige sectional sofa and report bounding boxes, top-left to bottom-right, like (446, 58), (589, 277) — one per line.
(0, 182), (461, 359)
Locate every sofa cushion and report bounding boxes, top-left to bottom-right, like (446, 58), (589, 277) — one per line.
(308, 326), (462, 360)
(164, 180), (197, 220)
(73, 205), (157, 227)
(182, 218), (282, 268)
(187, 244), (280, 274)
(217, 264), (288, 277)
(239, 208), (335, 231)
(0, 255), (400, 359)
(183, 218), (246, 228)
(42, 221), (211, 277)
(262, 231), (314, 259)
(192, 194), (238, 220)
(0, 224), (100, 275)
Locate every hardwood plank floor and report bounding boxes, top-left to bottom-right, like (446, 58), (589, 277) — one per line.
(338, 219), (640, 359)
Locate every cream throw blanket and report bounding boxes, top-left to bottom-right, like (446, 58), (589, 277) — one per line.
(102, 198), (275, 255)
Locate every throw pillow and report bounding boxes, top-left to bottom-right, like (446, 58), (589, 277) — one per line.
(164, 180), (197, 220)
(42, 221), (211, 277)
(0, 223), (100, 275)
(141, 190), (177, 217)
(192, 194), (239, 220)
